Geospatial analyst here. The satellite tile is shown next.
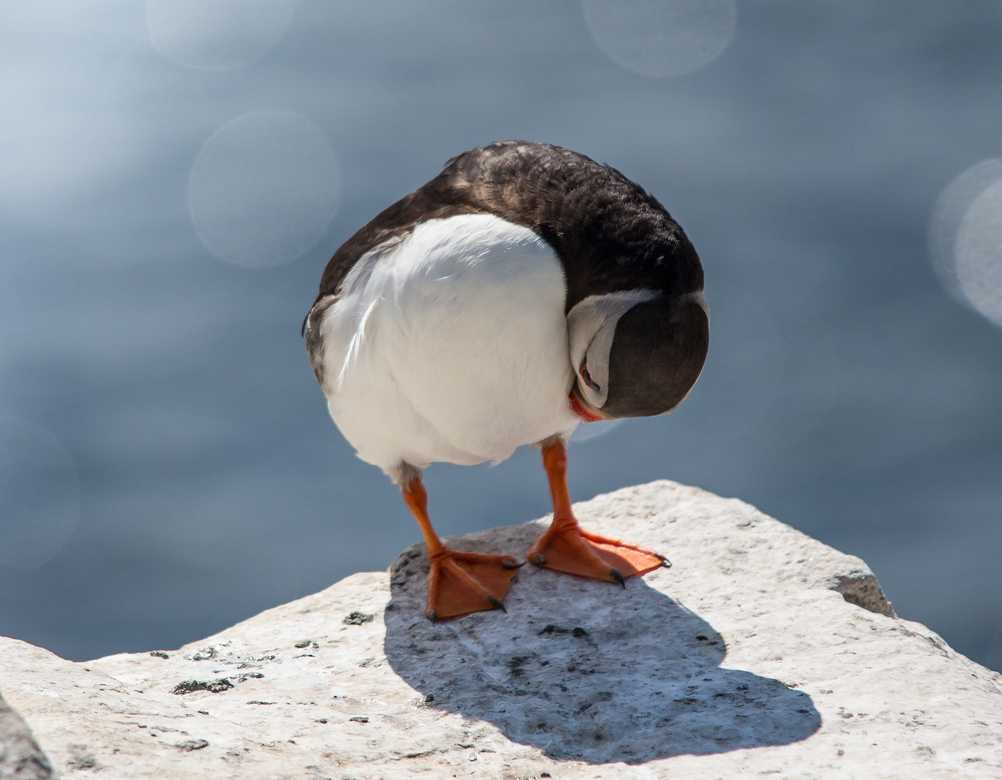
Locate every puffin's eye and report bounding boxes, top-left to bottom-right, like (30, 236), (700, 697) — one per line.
(580, 358), (600, 392)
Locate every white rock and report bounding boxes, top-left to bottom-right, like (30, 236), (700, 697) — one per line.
(2, 481), (1001, 778)
(0, 693), (52, 779)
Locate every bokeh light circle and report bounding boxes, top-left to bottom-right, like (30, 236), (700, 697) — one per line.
(0, 418), (81, 571)
(188, 111), (339, 270)
(582, 0), (737, 79)
(930, 159), (1002, 326)
(146, 0), (300, 71)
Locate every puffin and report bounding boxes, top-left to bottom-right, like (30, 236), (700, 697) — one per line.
(303, 141), (708, 620)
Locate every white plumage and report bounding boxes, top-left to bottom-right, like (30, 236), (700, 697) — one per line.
(314, 213), (580, 482)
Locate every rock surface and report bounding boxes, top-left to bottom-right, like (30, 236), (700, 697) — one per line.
(2, 481), (1001, 778)
(0, 693), (52, 779)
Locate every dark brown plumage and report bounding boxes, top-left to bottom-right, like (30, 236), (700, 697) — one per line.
(306, 140), (702, 324)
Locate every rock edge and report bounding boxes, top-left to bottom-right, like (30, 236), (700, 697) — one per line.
(1, 480), (1000, 779)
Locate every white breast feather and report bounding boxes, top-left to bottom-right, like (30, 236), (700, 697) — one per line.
(316, 214), (580, 480)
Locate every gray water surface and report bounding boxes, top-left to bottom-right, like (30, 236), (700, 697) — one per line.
(1, 1), (1000, 671)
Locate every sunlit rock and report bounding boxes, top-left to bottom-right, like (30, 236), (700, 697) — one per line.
(0, 693), (52, 779)
(2, 481), (1000, 777)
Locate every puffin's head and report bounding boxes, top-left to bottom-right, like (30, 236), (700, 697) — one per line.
(566, 289), (709, 422)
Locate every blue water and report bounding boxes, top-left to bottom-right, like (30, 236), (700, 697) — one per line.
(1, 1), (999, 671)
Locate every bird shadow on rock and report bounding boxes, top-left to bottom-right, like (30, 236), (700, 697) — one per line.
(383, 521), (821, 765)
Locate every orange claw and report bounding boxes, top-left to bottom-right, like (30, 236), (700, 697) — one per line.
(403, 476), (520, 620)
(528, 439), (668, 582)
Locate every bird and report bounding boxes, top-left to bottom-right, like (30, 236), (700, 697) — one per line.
(303, 141), (708, 621)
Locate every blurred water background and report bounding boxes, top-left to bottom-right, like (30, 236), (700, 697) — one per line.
(1, 1), (1000, 671)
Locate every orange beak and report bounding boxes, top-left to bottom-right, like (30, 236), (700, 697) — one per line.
(569, 387), (605, 423)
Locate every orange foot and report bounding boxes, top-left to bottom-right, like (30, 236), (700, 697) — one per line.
(425, 549), (521, 621)
(527, 518), (669, 585)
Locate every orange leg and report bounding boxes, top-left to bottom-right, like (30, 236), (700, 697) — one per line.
(527, 439), (669, 583)
(402, 475), (520, 621)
